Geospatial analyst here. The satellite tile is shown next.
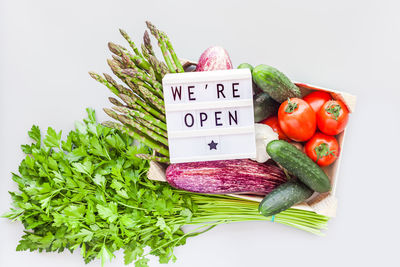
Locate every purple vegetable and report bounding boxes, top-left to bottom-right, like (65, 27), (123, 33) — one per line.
(166, 159), (287, 195)
(196, 46), (233, 72)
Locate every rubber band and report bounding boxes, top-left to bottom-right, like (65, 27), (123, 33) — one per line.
(271, 215), (275, 222)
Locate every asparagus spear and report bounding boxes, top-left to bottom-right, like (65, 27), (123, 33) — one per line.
(147, 55), (162, 81)
(122, 74), (164, 109)
(108, 97), (125, 107)
(90, 71), (136, 108)
(143, 30), (155, 57)
(159, 62), (169, 76)
(108, 42), (151, 71)
(122, 68), (163, 98)
(107, 58), (127, 81)
(119, 28), (141, 57)
(104, 108), (168, 146)
(141, 43), (150, 60)
(151, 56), (169, 77)
(118, 114), (168, 146)
(137, 85), (165, 113)
(145, 21), (184, 73)
(126, 68), (162, 90)
(145, 21), (176, 73)
(122, 55), (162, 88)
(107, 59), (149, 100)
(108, 60), (148, 93)
(160, 31), (184, 73)
(124, 76), (158, 103)
(135, 116), (168, 138)
(119, 94), (166, 122)
(118, 94), (151, 115)
(131, 54), (152, 72)
(140, 43), (162, 83)
(135, 154), (169, 163)
(112, 105), (167, 131)
(111, 55), (126, 68)
(102, 121), (169, 157)
(120, 53), (157, 85)
(120, 53), (136, 69)
(99, 66), (151, 115)
(103, 73), (118, 87)
(147, 65), (157, 81)
(88, 72), (120, 96)
(103, 73), (133, 97)
(112, 106), (168, 137)
(108, 42), (127, 56)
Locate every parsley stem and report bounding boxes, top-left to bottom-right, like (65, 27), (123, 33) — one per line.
(115, 201), (147, 211)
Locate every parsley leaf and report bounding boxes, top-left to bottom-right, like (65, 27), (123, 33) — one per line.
(4, 108), (290, 267)
(43, 127), (62, 148)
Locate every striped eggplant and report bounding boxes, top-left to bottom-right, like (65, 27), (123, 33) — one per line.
(166, 159), (287, 195)
(195, 46), (233, 72)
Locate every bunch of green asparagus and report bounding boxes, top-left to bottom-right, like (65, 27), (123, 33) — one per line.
(89, 21), (183, 163)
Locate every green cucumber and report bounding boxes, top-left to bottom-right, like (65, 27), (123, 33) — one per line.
(258, 181), (313, 217)
(266, 140), (331, 193)
(252, 64), (301, 103)
(253, 92), (279, 122)
(237, 63), (254, 72)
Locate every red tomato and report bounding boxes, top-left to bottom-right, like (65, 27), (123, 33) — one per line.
(303, 91), (332, 113)
(317, 100), (349, 135)
(261, 116), (290, 141)
(278, 98), (316, 142)
(305, 132), (340, 166)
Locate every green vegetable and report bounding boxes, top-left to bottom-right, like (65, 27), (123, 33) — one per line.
(252, 64), (301, 103)
(90, 21), (184, 163)
(267, 140), (331, 193)
(253, 92), (279, 122)
(146, 21), (184, 73)
(237, 63), (254, 72)
(3, 109), (330, 267)
(259, 181), (314, 217)
(143, 30), (156, 58)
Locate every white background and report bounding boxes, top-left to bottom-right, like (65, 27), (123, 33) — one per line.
(1, 0), (399, 266)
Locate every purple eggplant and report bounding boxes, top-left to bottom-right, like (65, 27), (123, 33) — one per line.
(166, 159), (287, 195)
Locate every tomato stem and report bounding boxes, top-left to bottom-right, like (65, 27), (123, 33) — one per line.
(325, 103), (341, 120)
(314, 143), (337, 163)
(285, 98), (298, 113)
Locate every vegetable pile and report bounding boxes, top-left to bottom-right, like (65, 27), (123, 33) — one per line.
(4, 109), (329, 266)
(247, 62), (350, 216)
(89, 21), (180, 163)
(3, 21), (352, 266)
(258, 88), (349, 167)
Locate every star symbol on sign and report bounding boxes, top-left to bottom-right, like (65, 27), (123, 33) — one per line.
(208, 140), (218, 150)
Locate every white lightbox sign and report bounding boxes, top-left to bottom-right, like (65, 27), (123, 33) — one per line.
(162, 69), (256, 163)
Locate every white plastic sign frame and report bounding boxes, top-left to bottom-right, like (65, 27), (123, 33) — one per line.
(162, 69), (256, 163)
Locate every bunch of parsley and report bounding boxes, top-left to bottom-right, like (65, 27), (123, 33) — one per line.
(3, 109), (329, 266)
(3, 109), (203, 266)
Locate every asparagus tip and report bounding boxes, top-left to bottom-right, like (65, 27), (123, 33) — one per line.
(108, 97), (124, 107)
(103, 108), (117, 119)
(111, 105), (128, 114)
(119, 94), (131, 103)
(119, 28), (127, 35)
(102, 121), (121, 129)
(108, 42), (121, 55)
(121, 68), (136, 77)
(144, 30), (151, 43)
(88, 71), (99, 79)
(103, 73), (114, 82)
